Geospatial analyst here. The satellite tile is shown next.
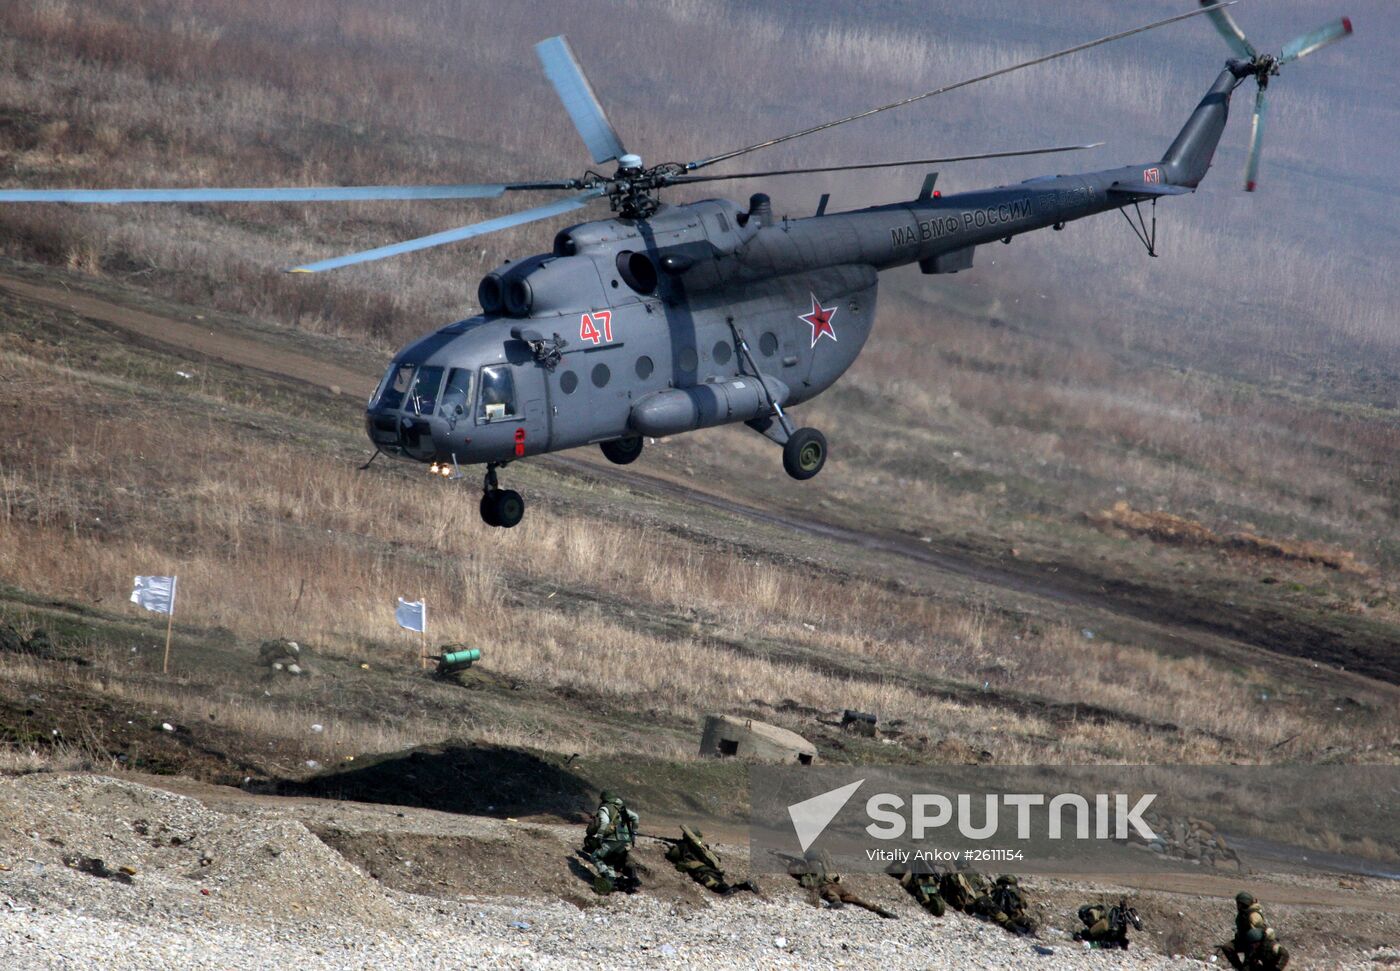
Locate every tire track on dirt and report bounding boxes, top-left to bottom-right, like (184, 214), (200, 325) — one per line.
(5, 270), (1395, 689)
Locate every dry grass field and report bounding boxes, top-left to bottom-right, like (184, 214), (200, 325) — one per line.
(0, 0), (1398, 794)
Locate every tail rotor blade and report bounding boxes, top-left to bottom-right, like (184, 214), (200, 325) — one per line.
(1197, 0), (1257, 59)
(535, 36), (627, 165)
(288, 189), (604, 273)
(1243, 85), (1268, 192)
(1280, 17), (1354, 64)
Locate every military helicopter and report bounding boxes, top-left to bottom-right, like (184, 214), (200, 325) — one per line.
(0, 2), (1352, 527)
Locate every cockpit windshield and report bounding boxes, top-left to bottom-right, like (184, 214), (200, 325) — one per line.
(405, 365), (444, 416)
(373, 363), (416, 411)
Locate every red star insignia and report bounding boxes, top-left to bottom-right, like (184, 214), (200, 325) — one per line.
(800, 294), (838, 348)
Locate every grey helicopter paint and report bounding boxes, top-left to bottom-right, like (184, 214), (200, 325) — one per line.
(0, 2), (1353, 527)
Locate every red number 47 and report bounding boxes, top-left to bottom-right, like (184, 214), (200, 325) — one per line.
(580, 310), (613, 345)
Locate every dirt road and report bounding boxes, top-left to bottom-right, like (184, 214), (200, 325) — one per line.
(5, 268), (1395, 692)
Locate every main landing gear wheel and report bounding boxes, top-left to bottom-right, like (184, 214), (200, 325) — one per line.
(484, 489), (525, 528)
(479, 494), (501, 528)
(600, 435), (643, 465)
(782, 427), (827, 480)
(479, 463), (525, 528)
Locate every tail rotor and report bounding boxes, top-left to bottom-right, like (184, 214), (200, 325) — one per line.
(1198, 1), (1353, 191)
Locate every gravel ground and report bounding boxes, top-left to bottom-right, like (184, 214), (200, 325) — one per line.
(2, 889), (1218, 971)
(1, 775), (1393, 970)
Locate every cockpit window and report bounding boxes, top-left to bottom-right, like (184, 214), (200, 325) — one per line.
(440, 368), (473, 419)
(405, 365), (444, 416)
(373, 363), (416, 410)
(478, 365), (518, 422)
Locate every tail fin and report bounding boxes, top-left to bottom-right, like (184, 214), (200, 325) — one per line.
(1160, 68), (1239, 188)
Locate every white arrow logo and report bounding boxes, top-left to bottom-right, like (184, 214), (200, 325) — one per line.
(787, 779), (865, 852)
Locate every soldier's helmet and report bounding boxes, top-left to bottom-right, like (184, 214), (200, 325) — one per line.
(997, 875), (1019, 887)
(1235, 891), (1255, 909)
(600, 789), (618, 804)
(691, 829), (704, 840)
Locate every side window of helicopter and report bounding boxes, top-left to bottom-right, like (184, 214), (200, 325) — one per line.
(477, 365), (518, 422)
(439, 368), (473, 419)
(375, 363), (416, 411)
(405, 365), (443, 416)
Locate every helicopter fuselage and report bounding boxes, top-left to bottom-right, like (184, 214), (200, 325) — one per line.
(366, 67), (1237, 500)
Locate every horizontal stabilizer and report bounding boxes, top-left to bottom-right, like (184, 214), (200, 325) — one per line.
(1108, 181), (1193, 197)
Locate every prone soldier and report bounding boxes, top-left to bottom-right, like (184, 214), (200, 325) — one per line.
(661, 825), (759, 896)
(788, 850), (897, 919)
(970, 874), (1037, 936)
(895, 868), (947, 917)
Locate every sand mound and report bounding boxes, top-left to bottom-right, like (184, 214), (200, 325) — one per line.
(0, 774), (401, 927)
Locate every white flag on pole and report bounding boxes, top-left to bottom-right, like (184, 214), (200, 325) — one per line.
(131, 576), (177, 615)
(395, 598), (426, 633)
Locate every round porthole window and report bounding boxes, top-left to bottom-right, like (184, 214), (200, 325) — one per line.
(635, 355), (654, 379)
(712, 340), (732, 365)
(559, 371), (578, 394)
(592, 363), (611, 388)
(759, 332), (779, 356)
(678, 348), (698, 371)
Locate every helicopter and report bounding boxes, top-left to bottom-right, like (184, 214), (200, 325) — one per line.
(0, 2), (1353, 528)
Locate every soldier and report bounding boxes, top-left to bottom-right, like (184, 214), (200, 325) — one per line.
(582, 789), (639, 895)
(895, 868), (947, 917)
(663, 825), (758, 895)
(937, 866), (988, 913)
(788, 850), (897, 919)
(1219, 892), (1290, 970)
(969, 874), (1037, 936)
(1074, 898), (1142, 950)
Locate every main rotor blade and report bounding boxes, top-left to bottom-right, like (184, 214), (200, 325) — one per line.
(288, 189), (604, 273)
(1197, 0), (1257, 60)
(664, 142), (1105, 185)
(1244, 85), (1267, 192)
(536, 36), (627, 165)
(685, 2), (1238, 172)
(1279, 17), (1353, 64)
(0, 183), (577, 204)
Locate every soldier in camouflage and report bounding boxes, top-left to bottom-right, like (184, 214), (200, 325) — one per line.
(1220, 892), (1290, 970)
(789, 849), (897, 919)
(971, 874), (1037, 936)
(937, 867), (986, 914)
(937, 869), (1036, 936)
(582, 789), (639, 895)
(895, 868), (947, 917)
(663, 825), (758, 895)
(1074, 898), (1142, 950)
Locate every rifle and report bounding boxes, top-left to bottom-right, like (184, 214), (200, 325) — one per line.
(1111, 898), (1144, 932)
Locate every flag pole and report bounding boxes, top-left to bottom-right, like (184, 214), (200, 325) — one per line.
(162, 575), (178, 675)
(420, 599), (427, 670)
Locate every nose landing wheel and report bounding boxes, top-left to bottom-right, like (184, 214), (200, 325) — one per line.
(480, 463), (525, 528)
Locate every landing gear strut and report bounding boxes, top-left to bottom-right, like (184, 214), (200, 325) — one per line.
(479, 462), (524, 528)
(730, 321), (830, 483)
